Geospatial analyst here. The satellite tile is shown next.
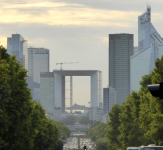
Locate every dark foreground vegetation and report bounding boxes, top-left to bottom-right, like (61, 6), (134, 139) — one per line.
(86, 55), (163, 150)
(0, 46), (70, 150)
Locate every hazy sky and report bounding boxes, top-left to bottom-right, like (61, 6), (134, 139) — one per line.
(1, 0), (163, 107)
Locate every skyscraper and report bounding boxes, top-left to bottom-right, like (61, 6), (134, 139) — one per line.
(109, 34), (133, 105)
(7, 34), (28, 71)
(28, 47), (49, 83)
(130, 6), (163, 93)
(27, 47), (49, 103)
(103, 88), (109, 115)
(108, 87), (116, 112)
(40, 72), (54, 119)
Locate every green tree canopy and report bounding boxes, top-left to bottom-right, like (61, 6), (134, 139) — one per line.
(106, 104), (122, 150)
(0, 45), (62, 150)
(0, 45), (34, 150)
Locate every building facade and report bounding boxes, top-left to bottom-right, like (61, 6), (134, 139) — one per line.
(28, 47), (49, 83)
(103, 88), (109, 115)
(108, 87), (116, 112)
(89, 107), (103, 122)
(130, 6), (163, 92)
(109, 33), (133, 105)
(7, 34), (28, 71)
(102, 114), (109, 123)
(39, 70), (102, 121)
(40, 72), (55, 119)
(26, 77), (40, 103)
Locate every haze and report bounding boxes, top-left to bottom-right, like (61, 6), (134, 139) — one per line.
(0, 0), (163, 107)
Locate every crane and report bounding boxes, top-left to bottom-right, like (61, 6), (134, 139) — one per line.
(56, 62), (79, 70)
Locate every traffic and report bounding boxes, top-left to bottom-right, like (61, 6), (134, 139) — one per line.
(63, 137), (95, 150)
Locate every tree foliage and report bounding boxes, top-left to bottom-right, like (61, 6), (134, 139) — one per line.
(60, 115), (75, 125)
(105, 55), (163, 149)
(0, 45), (70, 150)
(79, 115), (91, 125)
(106, 104), (122, 150)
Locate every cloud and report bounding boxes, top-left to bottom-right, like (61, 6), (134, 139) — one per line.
(0, 1), (139, 27)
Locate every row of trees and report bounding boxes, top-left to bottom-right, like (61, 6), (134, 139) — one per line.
(86, 121), (108, 150)
(79, 115), (93, 125)
(60, 115), (75, 125)
(86, 56), (163, 150)
(106, 56), (163, 150)
(0, 46), (70, 150)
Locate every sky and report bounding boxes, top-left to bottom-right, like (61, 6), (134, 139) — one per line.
(1, 0), (163, 107)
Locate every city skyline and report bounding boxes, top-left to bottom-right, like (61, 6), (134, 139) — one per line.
(1, 0), (163, 106)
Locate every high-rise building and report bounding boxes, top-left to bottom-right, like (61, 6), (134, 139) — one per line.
(103, 88), (109, 115)
(7, 34), (28, 71)
(89, 107), (103, 122)
(27, 47), (49, 103)
(130, 6), (163, 93)
(40, 72), (54, 119)
(108, 87), (116, 112)
(28, 47), (49, 83)
(109, 33), (133, 105)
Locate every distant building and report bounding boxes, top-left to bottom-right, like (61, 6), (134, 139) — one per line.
(130, 6), (163, 93)
(109, 87), (116, 112)
(103, 88), (109, 115)
(89, 107), (103, 122)
(102, 114), (109, 123)
(109, 33), (133, 105)
(40, 72), (55, 119)
(27, 47), (49, 103)
(7, 34), (28, 71)
(39, 70), (102, 121)
(28, 47), (49, 83)
(26, 77), (40, 103)
(134, 46), (139, 55)
(45, 113), (53, 119)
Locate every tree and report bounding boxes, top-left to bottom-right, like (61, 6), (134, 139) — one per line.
(118, 91), (142, 149)
(96, 137), (108, 150)
(146, 56), (163, 145)
(0, 46), (35, 150)
(31, 102), (59, 150)
(60, 115), (75, 125)
(52, 120), (70, 140)
(79, 116), (90, 125)
(106, 104), (122, 150)
(0, 46), (61, 150)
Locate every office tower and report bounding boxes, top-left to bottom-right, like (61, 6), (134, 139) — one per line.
(40, 72), (54, 119)
(89, 107), (103, 122)
(130, 6), (163, 93)
(108, 87), (116, 112)
(28, 47), (49, 83)
(27, 47), (49, 103)
(26, 77), (40, 103)
(109, 33), (133, 105)
(134, 46), (139, 55)
(7, 34), (28, 71)
(103, 88), (109, 115)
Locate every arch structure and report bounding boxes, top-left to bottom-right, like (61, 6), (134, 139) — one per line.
(53, 70), (102, 120)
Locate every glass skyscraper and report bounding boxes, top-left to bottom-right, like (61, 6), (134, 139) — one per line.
(130, 6), (163, 93)
(7, 34), (28, 71)
(40, 72), (54, 119)
(27, 47), (49, 103)
(103, 88), (109, 115)
(108, 87), (116, 112)
(28, 47), (49, 83)
(109, 34), (133, 105)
